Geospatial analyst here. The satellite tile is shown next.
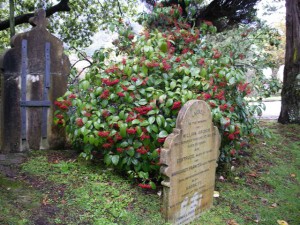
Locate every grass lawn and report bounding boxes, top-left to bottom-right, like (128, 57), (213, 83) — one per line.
(0, 121), (299, 225)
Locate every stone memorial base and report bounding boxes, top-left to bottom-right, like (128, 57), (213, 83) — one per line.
(160, 100), (220, 225)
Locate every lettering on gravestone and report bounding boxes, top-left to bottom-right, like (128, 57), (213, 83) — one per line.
(160, 100), (220, 225)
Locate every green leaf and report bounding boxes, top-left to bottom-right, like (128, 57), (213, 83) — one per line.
(150, 181), (156, 190)
(200, 68), (207, 77)
(147, 110), (156, 115)
(184, 68), (190, 75)
(148, 116), (155, 124)
(104, 155), (112, 165)
(191, 67), (200, 77)
(145, 87), (154, 92)
(120, 124), (127, 137)
(133, 140), (142, 149)
(127, 158), (132, 166)
(133, 65), (138, 72)
(166, 99), (173, 107)
(132, 158), (138, 165)
(93, 121), (100, 130)
(156, 116), (162, 127)
(151, 124), (158, 133)
(124, 66), (132, 76)
(112, 155), (120, 165)
(112, 116), (119, 122)
(182, 76), (189, 83)
(101, 100), (108, 107)
(127, 85), (136, 91)
(136, 126), (142, 135)
(154, 79), (162, 86)
(158, 115), (165, 127)
(82, 117), (88, 124)
(80, 80), (90, 90)
(139, 99), (148, 105)
(120, 141), (129, 148)
(81, 126), (86, 135)
(119, 111), (125, 120)
(142, 65), (148, 75)
(203, 83), (210, 91)
(89, 135), (95, 144)
(127, 148), (135, 157)
(158, 130), (168, 138)
(140, 120), (149, 126)
(229, 77), (236, 85)
(170, 81), (176, 90)
(136, 79), (143, 86)
(159, 41), (168, 53)
(132, 119), (140, 125)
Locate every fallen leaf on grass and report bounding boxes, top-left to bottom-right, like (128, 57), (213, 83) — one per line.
(227, 219), (239, 225)
(270, 203), (278, 208)
(42, 196), (49, 206)
(213, 191), (220, 198)
(290, 173), (296, 177)
(219, 176), (225, 181)
(277, 220), (288, 225)
(157, 190), (162, 197)
(248, 172), (258, 178)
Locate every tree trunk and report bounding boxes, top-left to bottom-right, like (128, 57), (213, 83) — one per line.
(9, 0), (15, 39)
(278, 0), (300, 124)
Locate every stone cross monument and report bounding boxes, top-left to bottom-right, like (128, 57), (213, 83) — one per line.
(0, 9), (70, 153)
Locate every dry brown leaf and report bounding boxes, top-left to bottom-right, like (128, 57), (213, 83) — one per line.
(270, 203), (278, 208)
(290, 173), (296, 177)
(248, 173), (258, 177)
(42, 196), (48, 206)
(227, 219), (239, 225)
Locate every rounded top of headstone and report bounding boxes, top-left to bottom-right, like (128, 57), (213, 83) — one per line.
(29, 9), (49, 28)
(176, 100), (211, 129)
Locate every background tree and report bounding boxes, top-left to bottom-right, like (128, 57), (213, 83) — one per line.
(1, 0), (264, 50)
(278, 0), (300, 124)
(0, 0), (138, 49)
(143, 0), (260, 31)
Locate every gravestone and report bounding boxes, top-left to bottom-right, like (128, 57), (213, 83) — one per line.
(160, 100), (220, 225)
(0, 9), (70, 153)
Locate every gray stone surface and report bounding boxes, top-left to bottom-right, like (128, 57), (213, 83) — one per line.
(0, 9), (70, 153)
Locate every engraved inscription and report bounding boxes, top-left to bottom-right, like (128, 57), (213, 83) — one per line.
(160, 100), (220, 225)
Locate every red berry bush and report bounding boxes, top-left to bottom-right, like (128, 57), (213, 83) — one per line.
(55, 5), (271, 188)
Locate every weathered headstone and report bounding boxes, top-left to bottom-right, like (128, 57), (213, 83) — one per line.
(160, 100), (220, 225)
(0, 9), (70, 153)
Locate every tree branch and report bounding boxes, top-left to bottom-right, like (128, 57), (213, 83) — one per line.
(196, 0), (259, 31)
(70, 65), (91, 85)
(0, 0), (70, 31)
(116, 0), (123, 16)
